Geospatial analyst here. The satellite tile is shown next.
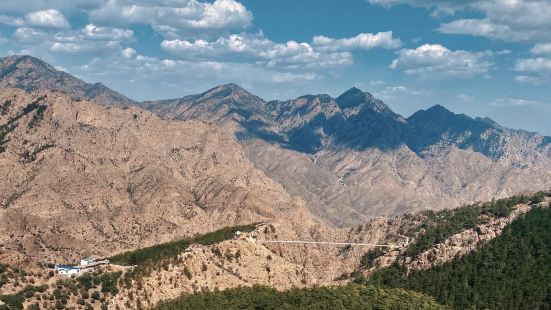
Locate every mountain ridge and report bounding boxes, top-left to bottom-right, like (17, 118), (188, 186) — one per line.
(0, 55), (135, 107)
(2, 55), (551, 226)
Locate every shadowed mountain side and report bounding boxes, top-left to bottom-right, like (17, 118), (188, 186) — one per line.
(139, 83), (551, 225)
(1, 56), (550, 225)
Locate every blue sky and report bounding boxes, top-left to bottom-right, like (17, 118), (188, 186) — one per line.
(1, 0), (551, 134)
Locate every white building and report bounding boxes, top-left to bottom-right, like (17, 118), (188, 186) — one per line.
(55, 265), (80, 275)
(80, 257), (95, 266)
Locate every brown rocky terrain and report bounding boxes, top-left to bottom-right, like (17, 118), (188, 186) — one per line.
(1, 55), (551, 309)
(108, 195), (551, 309)
(143, 84), (551, 226)
(2, 56), (550, 228)
(0, 88), (317, 263)
(0, 55), (134, 107)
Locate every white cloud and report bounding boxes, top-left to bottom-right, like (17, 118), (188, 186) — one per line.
(73, 50), (331, 100)
(373, 84), (430, 101)
(0, 0), (104, 13)
(161, 33), (355, 69)
(457, 93), (473, 102)
(50, 24), (133, 54)
(82, 24), (133, 41)
(25, 10), (70, 29)
(491, 98), (540, 107)
(438, 17), (549, 43)
(384, 85), (408, 92)
(531, 43), (551, 55)
(367, 0), (481, 16)
(312, 31), (402, 51)
(89, 0), (252, 37)
(121, 47), (136, 59)
(272, 72), (320, 83)
(160, 32), (401, 69)
(515, 57), (551, 73)
(14, 27), (47, 43)
(0, 15), (26, 27)
(514, 75), (545, 85)
(390, 44), (493, 77)
(10, 22), (134, 56)
(51, 41), (120, 53)
(370, 0), (551, 44)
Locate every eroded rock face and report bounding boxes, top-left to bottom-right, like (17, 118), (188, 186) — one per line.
(0, 55), (135, 107)
(3, 55), (551, 227)
(0, 88), (317, 262)
(403, 204), (532, 270)
(140, 83), (551, 226)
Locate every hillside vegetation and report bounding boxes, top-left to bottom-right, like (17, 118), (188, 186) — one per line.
(153, 284), (446, 310)
(362, 202), (551, 309)
(401, 193), (545, 258)
(109, 223), (258, 266)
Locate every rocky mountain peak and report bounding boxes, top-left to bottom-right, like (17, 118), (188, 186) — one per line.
(0, 55), (55, 76)
(199, 83), (261, 103)
(0, 55), (135, 107)
(408, 104), (489, 131)
(336, 87), (400, 120)
(335, 87), (368, 109)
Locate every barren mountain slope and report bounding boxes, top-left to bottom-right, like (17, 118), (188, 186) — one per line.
(0, 88), (317, 262)
(0, 55), (134, 107)
(141, 84), (551, 226)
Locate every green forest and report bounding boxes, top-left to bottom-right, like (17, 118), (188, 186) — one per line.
(153, 284), (445, 310)
(109, 223), (258, 266)
(362, 204), (551, 309)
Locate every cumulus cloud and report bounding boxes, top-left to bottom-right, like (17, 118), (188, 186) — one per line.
(390, 44), (493, 77)
(312, 31), (402, 51)
(25, 10), (70, 29)
(0, 15), (26, 27)
(73, 50), (325, 100)
(51, 24), (133, 54)
(161, 32), (401, 69)
(121, 47), (136, 59)
(13, 27), (48, 43)
(515, 57), (551, 73)
(531, 43), (551, 55)
(82, 24), (133, 41)
(89, 0), (252, 37)
(10, 22), (133, 55)
(370, 0), (551, 43)
(0, 0), (104, 13)
(161, 33), (355, 69)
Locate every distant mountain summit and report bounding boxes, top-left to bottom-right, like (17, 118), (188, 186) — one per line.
(2, 55), (551, 225)
(140, 82), (551, 224)
(0, 55), (135, 107)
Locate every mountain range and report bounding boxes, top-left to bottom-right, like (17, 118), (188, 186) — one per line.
(141, 82), (551, 226)
(2, 55), (551, 229)
(2, 54), (551, 309)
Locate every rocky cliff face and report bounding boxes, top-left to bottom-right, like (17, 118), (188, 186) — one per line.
(0, 88), (316, 262)
(0, 55), (135, 107)
(140, 84), (551, 226)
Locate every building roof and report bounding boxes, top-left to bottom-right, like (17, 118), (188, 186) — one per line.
(55, 265), (79, 270)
